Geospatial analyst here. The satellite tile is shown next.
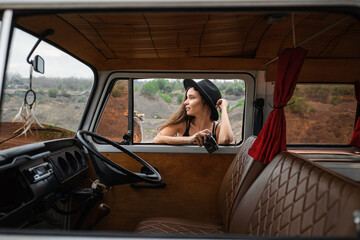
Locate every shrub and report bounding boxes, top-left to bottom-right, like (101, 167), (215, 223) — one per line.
(310, 106), (317, 114)
(78, 96), (86, 103)
(4, 94), (10, 101)
(141, 81), (158, 97)
(155, 79), (174, 93)
(233, 85), (244, 96)
(330, 95), (342, 105)
(288, 96), (309, 114)
(225, 86), (234, 95)
(112, 89), (123, 98)
(332, 85), (353, 96)
(177, 94), (184, 104)
(159, 93), (172, 103)
(111, 82), (127, 98)
(302, 85), (329, 103)
(48, 88), (58, 98)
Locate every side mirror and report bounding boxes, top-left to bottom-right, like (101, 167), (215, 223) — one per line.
(33, 55), (44, 74)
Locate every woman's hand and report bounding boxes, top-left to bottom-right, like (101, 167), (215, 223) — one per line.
(216, 99), (229, 113)
(190, 129), (211, 146)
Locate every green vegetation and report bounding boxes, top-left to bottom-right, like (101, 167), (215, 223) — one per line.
(159, 93), (173, 103)
(111, 82), (127, 98)
(140, 78), (178, 98)
(140, 79), (246, 101)
(231, 99), (245, 110)
(177, 94), (184, 105)
(310, 106), (317, 114)
(77, 96), (86, 103)
(288, 84), (355, 114)
(15, 90), (23, 97)
(141, 81), (158, 97)
(300, 84), (354, 104)
(288, 96), (309, 114)
(4, 94), (10, 101)
(330, 95), (342, 106)
(48, 88), (58, 98)
(216, 80), (245, 96)
(61, 89), (71, 98)
(225, 85), (244, 96)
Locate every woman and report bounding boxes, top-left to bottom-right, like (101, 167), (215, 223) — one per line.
(152, 79), (234, 146)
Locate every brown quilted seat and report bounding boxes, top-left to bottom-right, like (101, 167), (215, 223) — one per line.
(135, 136), (264, 234)
(229, 151), (360, 237)
(135, 217), (224, 235)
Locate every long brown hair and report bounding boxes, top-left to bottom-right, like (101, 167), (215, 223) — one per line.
(156, 87), (209, 135)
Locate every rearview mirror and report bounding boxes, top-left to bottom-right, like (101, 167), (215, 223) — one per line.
(33, 55), (44, 74)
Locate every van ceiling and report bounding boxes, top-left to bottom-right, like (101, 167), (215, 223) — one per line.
(16, 11), (360, 82)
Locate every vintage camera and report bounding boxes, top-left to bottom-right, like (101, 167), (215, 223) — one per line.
(203, 133), (219, 153)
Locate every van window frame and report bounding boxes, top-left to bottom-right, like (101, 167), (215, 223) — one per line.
(91, 71), (255, 153)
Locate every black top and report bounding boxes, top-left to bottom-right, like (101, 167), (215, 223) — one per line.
(183, 119), (220, 140)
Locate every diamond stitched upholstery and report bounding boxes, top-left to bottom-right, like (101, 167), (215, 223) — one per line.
(136, 140), (360, 237)
(218, 136), (261, 231)
(135, 217), (224, 235)
(229, 152), (360, 237)
(135, 136), (260, 234)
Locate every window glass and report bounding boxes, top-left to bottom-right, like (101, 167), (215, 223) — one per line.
(96, 80), (129, 143)
(97, 78), (245, 144)
(285, 84), (356, 144)
(134, 78), (245, 144)
(0, 28), (94, 150)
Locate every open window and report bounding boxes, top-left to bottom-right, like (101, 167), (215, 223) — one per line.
(0, 28), (94, 150)
(95, 74), (254, 146)
(286, 83), (357, 144)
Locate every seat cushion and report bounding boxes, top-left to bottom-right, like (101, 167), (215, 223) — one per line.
(229, 151), (360, 237)
(135, 217), (224, 235)
(218, 136), (264, 231)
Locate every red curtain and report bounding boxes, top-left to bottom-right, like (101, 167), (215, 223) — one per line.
(350, 82), (360, 148)
(248, 47), (307, 164)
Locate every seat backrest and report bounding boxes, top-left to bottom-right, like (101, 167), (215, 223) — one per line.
(218, 136), (265, 231)
(228, 151), (360, 237)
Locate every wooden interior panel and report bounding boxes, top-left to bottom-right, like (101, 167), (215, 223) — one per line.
(266, 59), (360, 82)
(16, 15), (107, 69)
(102, 57), (268, 71)
(16, 12), (360, 81)
(87, 152), (235, 232)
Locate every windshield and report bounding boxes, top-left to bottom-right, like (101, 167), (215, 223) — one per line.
(0, 28), (94, 150)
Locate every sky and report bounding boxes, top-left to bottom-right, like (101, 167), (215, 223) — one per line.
(7, 28), (94, 79)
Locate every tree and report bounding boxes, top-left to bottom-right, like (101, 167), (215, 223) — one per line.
(141, 81), (157, 97)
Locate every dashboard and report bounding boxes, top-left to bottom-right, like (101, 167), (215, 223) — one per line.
(0, 138), (88, 228)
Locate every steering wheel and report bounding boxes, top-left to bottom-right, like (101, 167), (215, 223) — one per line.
(76, 130), (161, 186)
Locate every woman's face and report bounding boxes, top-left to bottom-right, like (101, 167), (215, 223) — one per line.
(184, 87), (207, 116)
